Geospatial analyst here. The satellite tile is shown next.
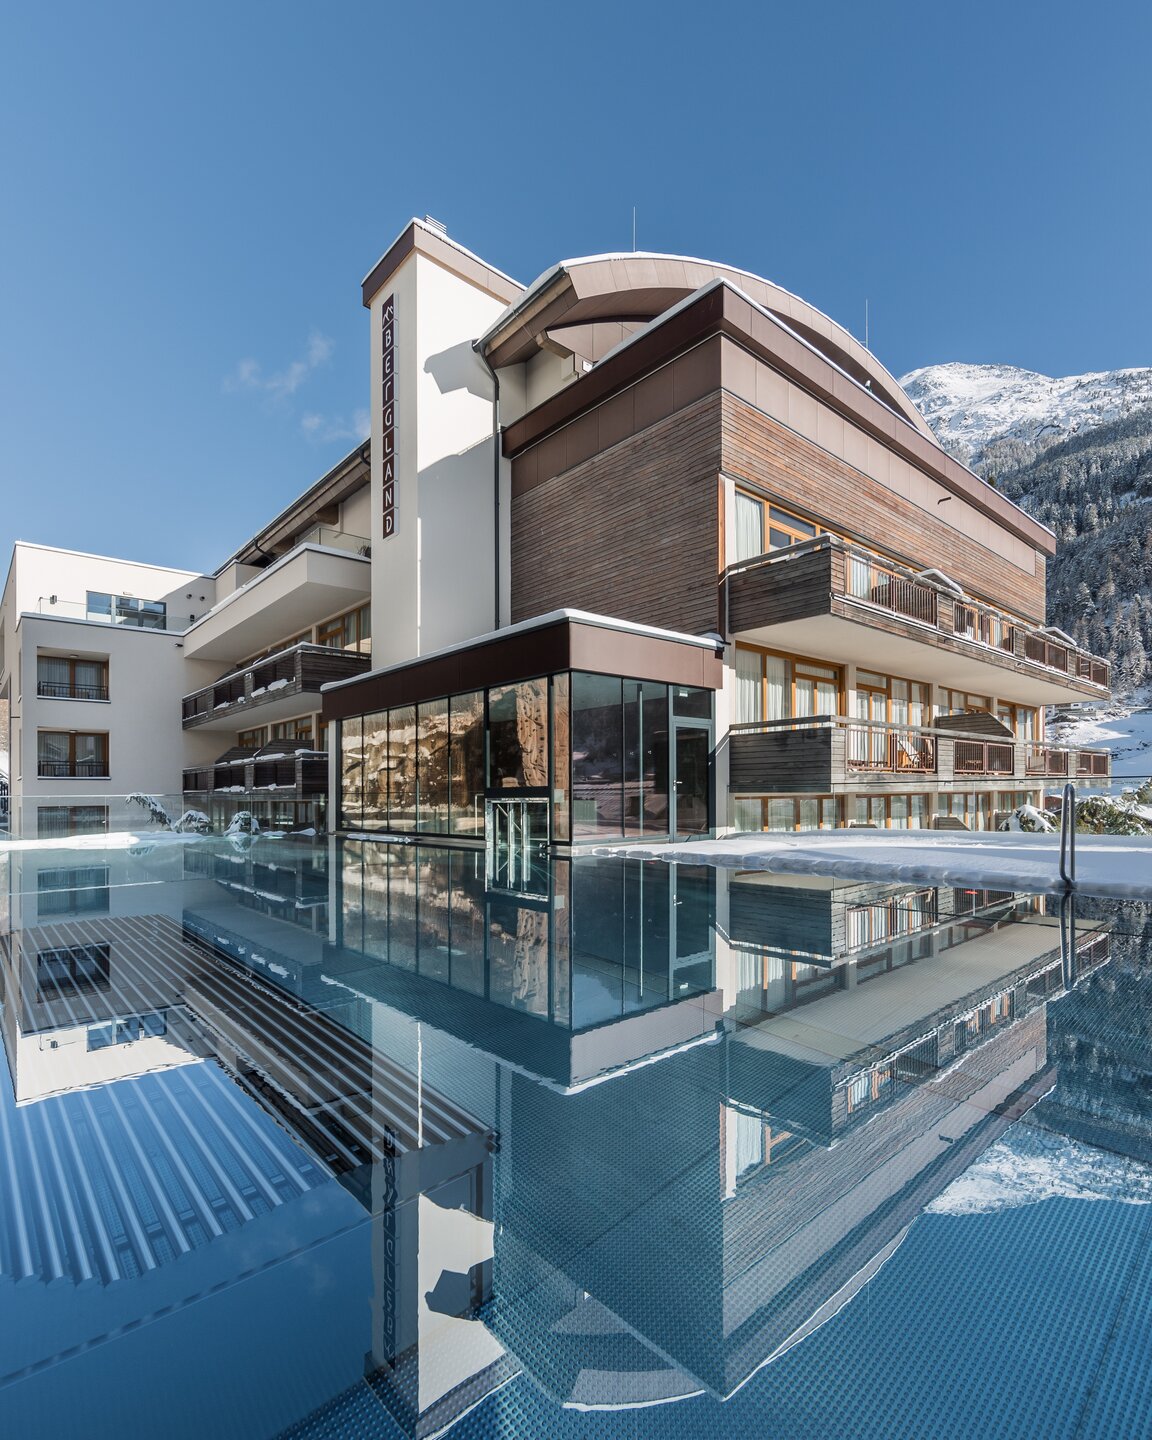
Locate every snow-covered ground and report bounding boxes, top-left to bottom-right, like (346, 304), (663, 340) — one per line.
(594, 830), (1152, 898)
(1048, 704), (1152, 780)
(929, 1124), (1152, 1214)
(898, 361), (1152, 468)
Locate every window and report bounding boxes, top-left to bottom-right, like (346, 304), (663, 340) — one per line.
(997, 704), (1039, 744)
(37, 805), (108, 838)
(853, 794), (932, 829)
(38, 866), (110, 916)
(237, 727), (267, 748)
(734, 646), (841, 724)
(37, 731), (109, 778)
(943, 690), (992, 716)
(317, 603), (370, 654)
(86, 592), (167, 630)
(733, 492), (822, 563)
(736, 796), (840, 831)
(37, 655), (108, 701)
(271, 718), (314, 745)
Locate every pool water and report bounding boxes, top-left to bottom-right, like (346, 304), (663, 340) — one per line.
(1, 836), (1151, 1438)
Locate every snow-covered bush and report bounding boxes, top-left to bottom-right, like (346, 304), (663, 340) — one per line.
(999, 804), (1057, 833)
(126, 793), (174, 828)
(225, 810), (261, 836)
(174, 809), (212, 834)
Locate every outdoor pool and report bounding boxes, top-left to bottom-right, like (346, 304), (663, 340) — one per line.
(1, 834), (1151, 1438)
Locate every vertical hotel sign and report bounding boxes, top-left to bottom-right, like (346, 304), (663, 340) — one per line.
(381, 294), (396, 537)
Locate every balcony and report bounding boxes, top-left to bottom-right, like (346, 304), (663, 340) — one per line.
(728, 715), (1109, 794)
(181, 541), (370, 662)
(725, 537), (1110, 705)
(183, 741), (329, 803)
(37, 680), (110, 701)
(181, 642), (371, 730)
(38, 761), (110, 779)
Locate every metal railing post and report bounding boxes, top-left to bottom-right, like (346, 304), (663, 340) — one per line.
(1059, 781), (1076, 892)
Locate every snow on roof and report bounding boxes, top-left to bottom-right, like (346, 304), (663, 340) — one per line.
(321, 608), (721, 694)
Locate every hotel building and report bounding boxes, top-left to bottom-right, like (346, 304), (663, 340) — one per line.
(327, 219), (1110, 846)
(0, 218), (1111, 842)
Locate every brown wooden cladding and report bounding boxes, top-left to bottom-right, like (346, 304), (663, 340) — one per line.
(511, 391), (724, 637)
(722, 393), (1047, 622)
(729, 728), (833, 792)
(322, 616), (722, 722)
(727, 545), (840, 632)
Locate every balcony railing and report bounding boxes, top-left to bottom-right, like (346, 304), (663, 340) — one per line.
(181, 642), (372, 725)
(183, 744), (328, 800)
(37, 681), (110, 701)
(954, 739), (1015, 776)
(38, 761), (110, 778)
(727, 536), (1110, 691)
(846, 553), (938, 627)
(728, 714), (1109, 791)
(845, 725), (937, 772)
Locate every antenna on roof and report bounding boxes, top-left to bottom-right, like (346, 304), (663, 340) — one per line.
(865, 298), (869, 351)
(632, 206), (637, 253)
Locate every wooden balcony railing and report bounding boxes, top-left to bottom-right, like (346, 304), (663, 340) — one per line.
(954, 739), (1015, 776)
(726, 536), (1110, 691)
(846, 553), (938, 626)
(181, 642), (372, 726)
(728, 714), (1109, 791)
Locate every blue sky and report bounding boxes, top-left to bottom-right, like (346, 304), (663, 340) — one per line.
(2, 1), (1150, 573)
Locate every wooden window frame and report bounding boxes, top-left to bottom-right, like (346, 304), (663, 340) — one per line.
(37, 730), (109, 779)
(735, 642), (845, 721)
(36, 655), (109, 701)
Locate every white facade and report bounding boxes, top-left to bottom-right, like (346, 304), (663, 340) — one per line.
(0, 544), (220, 836)
(365, 223), (521, 666)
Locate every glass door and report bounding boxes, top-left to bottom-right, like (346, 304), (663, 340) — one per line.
(671, 724), (712, 839)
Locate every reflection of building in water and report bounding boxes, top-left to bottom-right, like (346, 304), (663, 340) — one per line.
(491, 893), (1109, 1404)
(332, 843), (722, 1088)
(325, 848), (1110, 1410)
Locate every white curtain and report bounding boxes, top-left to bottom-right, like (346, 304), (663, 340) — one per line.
(734, 493), (764, 562)
(765, 655), (787, 720)
(734, 648), (763, 724)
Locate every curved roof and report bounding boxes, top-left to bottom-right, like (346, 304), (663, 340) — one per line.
(481, 252), (933, 438)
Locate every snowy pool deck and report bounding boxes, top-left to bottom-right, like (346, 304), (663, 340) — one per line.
(593, 831), (1152, 900)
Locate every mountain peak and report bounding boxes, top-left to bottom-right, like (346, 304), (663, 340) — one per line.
(898, 361), (1152, 467)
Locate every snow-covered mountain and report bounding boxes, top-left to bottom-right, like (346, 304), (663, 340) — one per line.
(899, 362), (1152, 468)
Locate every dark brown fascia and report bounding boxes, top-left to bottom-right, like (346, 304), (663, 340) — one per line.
(502, 284), (1057, 558)
(229, 444), (371, 567)
(361, 221), (524, 309)
(322, 616), (723, 722)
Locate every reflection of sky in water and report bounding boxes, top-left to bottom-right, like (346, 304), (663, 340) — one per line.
(1, 838), (1151, 1438)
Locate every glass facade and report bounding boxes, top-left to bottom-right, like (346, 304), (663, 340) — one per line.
(339, 671), (712, 843)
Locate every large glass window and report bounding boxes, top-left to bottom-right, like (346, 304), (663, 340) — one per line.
(389, 705), (418, 830)
(449, 692), (485, 836)
(623, 681), (670, 836)
(551, 675), (571, 843)
(37, 655), (108, 700)
(417, 698), (449, 832)
(488, 679), (549, 790)
(37, 731), (108, 778)
(86, 592), (166, 629)
(361, 711), (389, 826)
(339, 718), (364, 829)
(572, 674), (624, 837)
